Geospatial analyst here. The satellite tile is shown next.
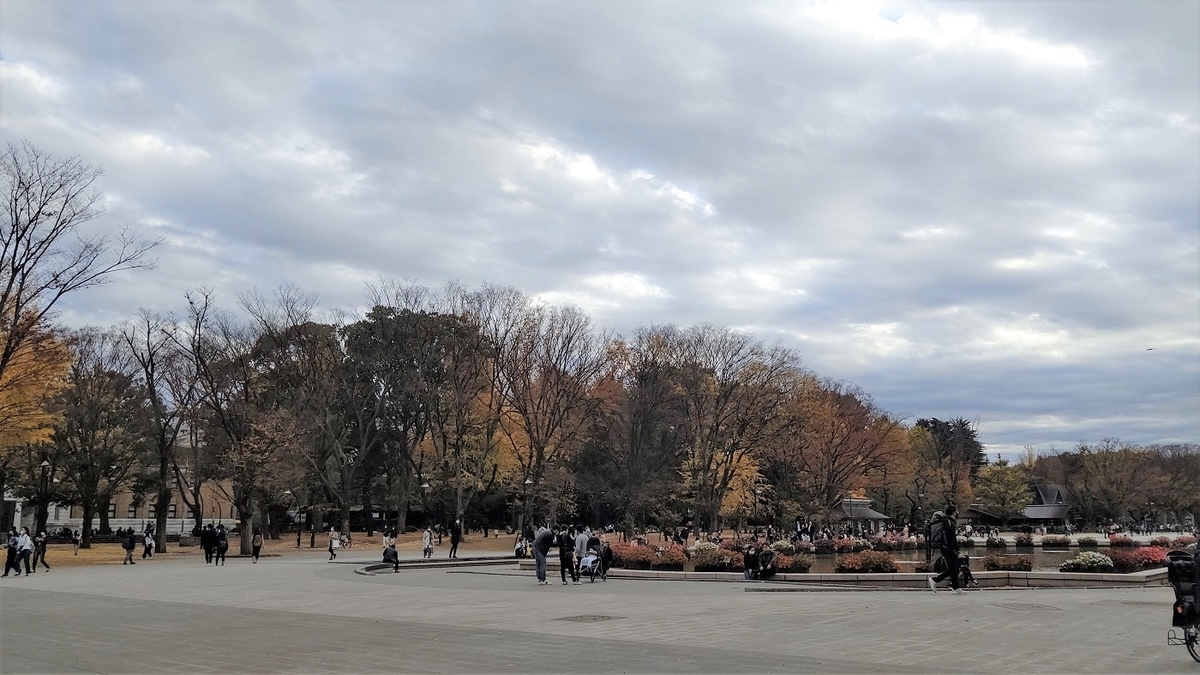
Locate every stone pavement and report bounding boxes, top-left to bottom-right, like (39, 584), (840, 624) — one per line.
(0, 552), (1195, 674)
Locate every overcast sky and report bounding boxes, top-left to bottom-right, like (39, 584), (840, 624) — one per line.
(2, 0), (1197, 458)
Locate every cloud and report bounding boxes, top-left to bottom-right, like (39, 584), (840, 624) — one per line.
(1, 0), (1195, 455)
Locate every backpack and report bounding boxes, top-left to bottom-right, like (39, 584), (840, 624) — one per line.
(929, 517), (946, 549)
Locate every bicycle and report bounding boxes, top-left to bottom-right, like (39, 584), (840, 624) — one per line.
(339, 533), (353, 550)
(1166, 549), (1199, 663)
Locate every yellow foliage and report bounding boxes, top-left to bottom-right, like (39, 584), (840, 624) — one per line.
(0, 321), (70, 449)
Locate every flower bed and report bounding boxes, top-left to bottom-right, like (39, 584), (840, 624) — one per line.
(868, 534), (920, 551)
(983, 554), (1032, 571)
(1014, 533), (1034, 547)
(773, 553), (815, 572)
(1041, 535), (1071, 548)
(690, 546), (742, 572)
(769, 540), (796, 555)
(1108, 535), (1137, 547)
(791, 540), (815, 554)
(1059, 551), (1114, 573)
(611, 542), (687, 570)
(1077, 537), (1098, 548)
(1149, 536), (1173, 548)
(834, 551), (897, 573)
(1109, 546), (1168, 573)
(1172, 536), (1197, 548)
(959, 538), (976, 548)
(985, 536), (1008, 548)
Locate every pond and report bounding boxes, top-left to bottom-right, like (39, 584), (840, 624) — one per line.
(805, 547), (1078, 574)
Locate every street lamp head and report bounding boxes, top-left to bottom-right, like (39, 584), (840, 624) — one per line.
(283, 489), (292, 495)
(420, 482), (430, 489)
(524, 479), (534, 485)
(39, 460), (51, 469)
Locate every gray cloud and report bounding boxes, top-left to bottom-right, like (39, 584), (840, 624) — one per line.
(2, 0), (1196, 456)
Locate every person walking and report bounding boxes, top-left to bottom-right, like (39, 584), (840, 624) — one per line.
(201, 524), (215, 565)
(121, 530), (136, 565)
(71, 529), (80, 555)
(422, 526), (433, 559)
(251, 528), (264, 563)
(328, 528), (340, 560)
(556, 526), (577, 585)
(214, 525), (228, 566)
(2, 528), (21, 577)
(142, 531), (155, 559)
(32, 531), (49, 572)
(928, 505), (963, 594)
(449, 519), (462, 559)
(531, 524), (555, 585)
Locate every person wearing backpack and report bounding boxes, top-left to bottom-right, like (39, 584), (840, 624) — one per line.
(121, 531), (137, 565)
(927, 505), (963, 594)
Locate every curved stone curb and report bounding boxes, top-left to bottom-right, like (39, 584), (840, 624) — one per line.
(355, 558), (517, 576)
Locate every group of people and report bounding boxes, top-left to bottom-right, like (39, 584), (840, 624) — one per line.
(199, 523), (231, 565)
(2, 528), (49, 577)
(525, 524), (609, 586)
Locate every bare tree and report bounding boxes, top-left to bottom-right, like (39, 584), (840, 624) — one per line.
(122, 310), (199, 551)
(0, 140), (157, 388)
(675, 325), (800, 532)
(502, 304), (609, 524)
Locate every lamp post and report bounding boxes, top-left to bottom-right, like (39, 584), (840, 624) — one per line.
(522, 478), (534, 534)
(37, 460), (51, 533)
(283, 490), (301, 548)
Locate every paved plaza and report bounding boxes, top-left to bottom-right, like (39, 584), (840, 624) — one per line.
(0, 549), (1195, 674)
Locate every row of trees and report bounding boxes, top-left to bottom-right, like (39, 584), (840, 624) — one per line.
(3, 140), (1195, 558)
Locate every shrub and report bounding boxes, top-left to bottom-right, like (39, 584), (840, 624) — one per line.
(1041, 535), (1071, 548)
(1171, 536), (1197, 549)
(653, 544), (687, 569)
(868, 536), (892, 551)
(1149, 536), (1173, 548)
(813, 539), (835, 554)
(985, 536), (1008, 548)
(786, 553), (815, 572)
(610, 542), (652, 567)
(983, 554), (1032, 571)
(852, 538), (873, 552)
(834, 551), (898, 573)
(1108, 535), (1137, 547)
(792, 540), (815, 554)
(770, 540), (796, 556)
(959, 538), (976, 548)
(1108, 547), (1169, 573)
(1059, 551), (1114, 573)
(692, 541), (718, 554)
(1077, 537), (1098, 548)
(695, 548), (744, 571)
(1014, 533), (1034, 547)
(833, 538), (856, 553)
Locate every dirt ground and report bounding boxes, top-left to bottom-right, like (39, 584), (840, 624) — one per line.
(29, 529), (524, 568)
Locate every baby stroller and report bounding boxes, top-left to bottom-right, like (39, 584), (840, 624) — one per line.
(1166, 548), (1199, 662)
(580, 542), (611, 582)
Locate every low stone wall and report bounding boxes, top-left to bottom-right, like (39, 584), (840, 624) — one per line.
(515, 559), (1169, 589)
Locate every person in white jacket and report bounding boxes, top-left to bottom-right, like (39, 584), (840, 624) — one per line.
(422, 527), (433, 559)
(16, 528), (34, 575)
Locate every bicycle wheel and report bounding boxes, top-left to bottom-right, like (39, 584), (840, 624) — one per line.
(1187, 625), (1200, 663)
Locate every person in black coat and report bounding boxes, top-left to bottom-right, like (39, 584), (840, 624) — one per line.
(201, 524), (215, 565)
(449, 519), (462, 559)
(556, 526), (577, 585)
(214, 525), (229, 566)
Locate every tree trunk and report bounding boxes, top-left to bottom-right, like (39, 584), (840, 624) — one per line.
(361, 482), (373, 537)
(80, 505), (96, 548)
(238, 507), (253, 555)
(155, 454), (171, 552)
(98, 497), (111, 534)
(340, 502), (351, 536)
